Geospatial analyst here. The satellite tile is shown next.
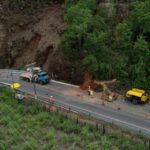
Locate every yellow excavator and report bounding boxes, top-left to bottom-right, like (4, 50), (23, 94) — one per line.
(93, 80), (118, 102)
(125, 88), (149, 104)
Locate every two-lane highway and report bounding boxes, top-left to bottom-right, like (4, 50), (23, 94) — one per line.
(0, 69), (150, 137)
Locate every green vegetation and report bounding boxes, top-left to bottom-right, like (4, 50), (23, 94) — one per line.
(60, 0), (150, 91)
(0, 89), (149, 150)
(3, 0), (150, 91)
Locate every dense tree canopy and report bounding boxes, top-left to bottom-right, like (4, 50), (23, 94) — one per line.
(60, 0), (150, 91)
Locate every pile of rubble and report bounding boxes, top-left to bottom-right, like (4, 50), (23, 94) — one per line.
(80, 72), (119, 102)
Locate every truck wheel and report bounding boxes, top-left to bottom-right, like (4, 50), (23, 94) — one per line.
(27, 78), (30, 82)
(40, 81), (44, 85)
(132, 98), (138, 104)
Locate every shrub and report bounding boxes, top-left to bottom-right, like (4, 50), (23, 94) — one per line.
(8, 127), (19, 136)
(0, 116), (12, 126)
(35, 112), (49, 122)
(86, 142), (100, 150)
(0, 88), (15, 101)
(101, 136), (111, 150)
(0, 140), (8, 150)
(50, 115), (61, 128)
(17, 105), (25, 114)
(67, 133), (81, 144)
(81, 125), (90, 138)
(61, 119), (79, 133)
(48, 139), (57, 150)
(46, 129), (55, 140)
(25, 104), (42, 114)
(134, 143), (149, 150)
(22, 137), (37, 150)
(121, 140), (132, 150)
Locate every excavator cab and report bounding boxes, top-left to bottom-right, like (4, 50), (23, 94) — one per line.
(125, 88), (149, 104)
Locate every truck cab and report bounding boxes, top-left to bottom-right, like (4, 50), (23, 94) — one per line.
(36, 72), (49, 85)
(20, 67), (49, 85)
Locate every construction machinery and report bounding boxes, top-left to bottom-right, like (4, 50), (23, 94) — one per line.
(125, 88), (149, 104)
(94, 80), (118, 102)
(80, 76), (118, 102)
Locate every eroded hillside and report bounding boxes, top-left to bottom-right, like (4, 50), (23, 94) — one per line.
(1, 0), (149, 90)
(1, 3), (63, 63)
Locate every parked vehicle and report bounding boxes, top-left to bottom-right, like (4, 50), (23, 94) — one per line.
(20, 67), (49, 84)
(125, 88), (149, 104)
(34, 72), (49, 84)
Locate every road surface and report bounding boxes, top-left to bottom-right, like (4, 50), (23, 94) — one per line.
(0, 69), (150, 137)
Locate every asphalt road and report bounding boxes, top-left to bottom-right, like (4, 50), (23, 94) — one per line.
(0, 69), (150, 137)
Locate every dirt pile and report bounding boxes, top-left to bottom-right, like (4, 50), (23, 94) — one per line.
(81, 72), (119, 102)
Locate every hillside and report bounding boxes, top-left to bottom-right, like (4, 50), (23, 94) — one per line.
(0, 0), (149, 90)
(0, 1), (65, 70)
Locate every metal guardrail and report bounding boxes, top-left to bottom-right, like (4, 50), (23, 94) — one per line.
(0, 82), (150, 137)
(26, 93), (150, 137)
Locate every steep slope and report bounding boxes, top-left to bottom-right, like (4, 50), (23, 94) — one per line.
(0, 2), (65, 68)
(0, 0), (149, 92)
(0, 1), (86, 83)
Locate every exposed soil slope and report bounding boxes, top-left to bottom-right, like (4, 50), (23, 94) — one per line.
(0, 3), (66, 71)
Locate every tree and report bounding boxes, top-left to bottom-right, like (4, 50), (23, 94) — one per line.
(130, 0), (150, 39)
(60, 4), (93, 57)
(60, 0), (150, 91)
(83, 54), (98, 75)
(131, 36), (150, 90)
(115, 22), (133, 53)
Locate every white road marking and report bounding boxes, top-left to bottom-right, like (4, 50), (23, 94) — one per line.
(39, 95), (150, 133)
(51, 80), (79, 88)
(0, 82), (11, 86)
(1, 81), (150, 135)
(11, 71), (25, 74)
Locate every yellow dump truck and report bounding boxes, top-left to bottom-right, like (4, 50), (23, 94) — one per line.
(125, 88), (149, 104)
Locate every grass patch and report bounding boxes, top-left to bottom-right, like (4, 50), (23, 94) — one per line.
(0, 89), (149, 150)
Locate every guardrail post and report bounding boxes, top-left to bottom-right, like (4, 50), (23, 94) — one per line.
(60, 116), (63, 123)
(88, 113), (91, 119)
(139, 129), (141, 135)
(65, 114), (68, 119)
(56, 107), (59, 113)
(95, 122), (98, 130)
(76, 117), (78, 124)
(102, 124), (105, 135)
